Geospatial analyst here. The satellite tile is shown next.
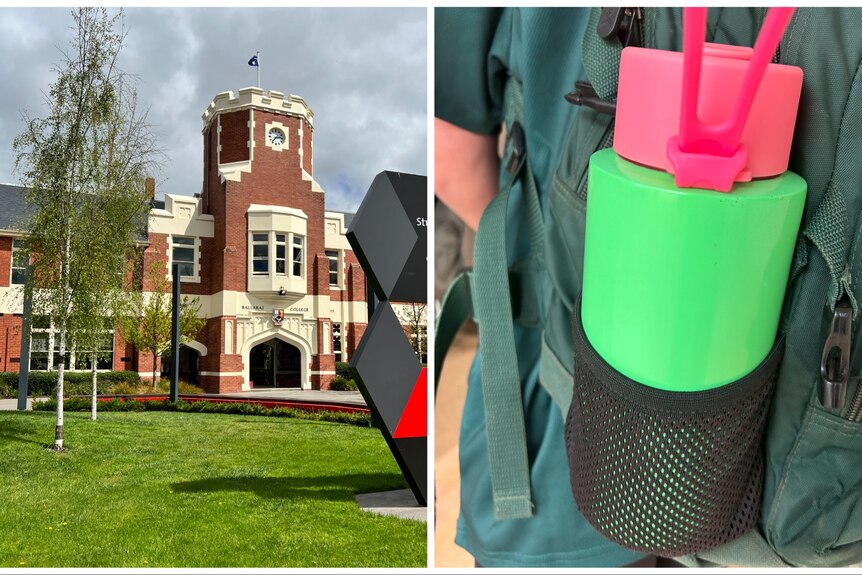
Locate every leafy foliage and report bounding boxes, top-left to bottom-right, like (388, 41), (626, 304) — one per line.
(394, 302), (427, 361)
(105, 382), (138, 395)
(116, 264), (206, 387)
(328, 375), (359, 391)
(154, 378), (206, 395)
(335, 361), (355, 380)
(0, 370), (140, 398)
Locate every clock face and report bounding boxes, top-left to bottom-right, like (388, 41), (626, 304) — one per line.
(268, 128), (285, 146)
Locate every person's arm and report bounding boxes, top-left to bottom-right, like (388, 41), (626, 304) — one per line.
(434, 118), (500, 231)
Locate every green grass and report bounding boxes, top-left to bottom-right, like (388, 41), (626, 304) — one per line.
(0, 411), (426, 568)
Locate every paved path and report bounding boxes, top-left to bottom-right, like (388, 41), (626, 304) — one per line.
(355, 489), (427, 522)
(215, 389), (366, 407)
(0, 397), (47, 411)
(1, 391), (366, 410)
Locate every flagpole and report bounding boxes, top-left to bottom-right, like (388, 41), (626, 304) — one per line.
(256, 50), (260, 88)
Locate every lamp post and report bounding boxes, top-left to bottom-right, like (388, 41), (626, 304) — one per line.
(17, 263), (32, 411)
(170, 263), (181, 403)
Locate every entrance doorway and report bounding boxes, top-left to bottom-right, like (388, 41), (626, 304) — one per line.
(161, 345), (200, 386)
(249, 339), (302, 388)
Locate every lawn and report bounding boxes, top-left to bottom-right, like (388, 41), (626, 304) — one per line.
(0, 410), (426, 568)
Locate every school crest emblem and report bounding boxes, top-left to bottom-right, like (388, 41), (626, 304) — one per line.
(272, 308), (284, 325)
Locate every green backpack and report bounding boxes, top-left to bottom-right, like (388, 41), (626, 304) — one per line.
(437, 7), (862, 568)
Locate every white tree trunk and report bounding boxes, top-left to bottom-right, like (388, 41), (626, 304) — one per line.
(91, 353), (97, 421)
(55, 221), (71, 450)
(55, 328), (66, 450)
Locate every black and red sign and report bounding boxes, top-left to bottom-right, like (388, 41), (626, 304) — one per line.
(347, 171), (427, 506)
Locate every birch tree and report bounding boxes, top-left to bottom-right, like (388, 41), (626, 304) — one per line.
(396, 302), (427, 362)
(13, 8), (161, 448)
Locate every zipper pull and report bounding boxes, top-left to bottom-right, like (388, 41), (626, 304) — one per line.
(820, 295), (853, 410)
(564, 81), (617, 115)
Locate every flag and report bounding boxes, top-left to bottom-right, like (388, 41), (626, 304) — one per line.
(248, 54), (259, 67)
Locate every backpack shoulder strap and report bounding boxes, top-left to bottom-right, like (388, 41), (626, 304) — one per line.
(437, 76), (547, 521)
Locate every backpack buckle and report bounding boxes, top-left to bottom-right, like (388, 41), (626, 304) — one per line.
(597, 7), (643, 47)
(506, 122), (526, 176)
(820, 296), (853, 410)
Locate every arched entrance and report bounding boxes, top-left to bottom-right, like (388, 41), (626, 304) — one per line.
(161, 344), (200, 386)
(249, 338), (302, 388)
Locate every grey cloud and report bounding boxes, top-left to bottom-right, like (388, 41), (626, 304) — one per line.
(0, 7), (427, 212)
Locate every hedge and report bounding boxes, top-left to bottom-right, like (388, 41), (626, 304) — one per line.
(328, 375), (358, 391)
(32, 397), (374, 427)
(335, 361), (355, 380)
(0, 371), (141, 399)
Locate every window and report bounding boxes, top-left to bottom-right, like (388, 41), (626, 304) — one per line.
(275, 234), (287, 275)
(252, 233), (269, 275)
(30, 333), (50, 370)
(30, 320), (114, 372)
(11, 239), (27, 285)
(325, 249), (339, 286)
(292, 236), (303, 277)
(74, 332), (115, 371)
(333, 323), (341, 363)
(247, 230), (305, 292)
(171, 236), (195, 278)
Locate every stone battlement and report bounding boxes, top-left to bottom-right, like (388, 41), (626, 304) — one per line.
(202, 87), (314, 132)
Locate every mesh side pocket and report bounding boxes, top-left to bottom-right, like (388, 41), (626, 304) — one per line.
(566, 294), (783, 557)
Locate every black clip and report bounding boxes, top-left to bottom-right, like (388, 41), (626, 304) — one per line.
(564, 81), (616, 115)
(597, 7), (643, 48)
(506, 121), (526, 176)
(820, 296), (853, 410)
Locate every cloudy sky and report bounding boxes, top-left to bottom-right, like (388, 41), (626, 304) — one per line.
(0, 7), (427, 212)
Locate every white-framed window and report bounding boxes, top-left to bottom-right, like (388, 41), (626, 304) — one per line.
(74, 331), (115, 371)
(248, 232), (305, 279)
(292, 235), (304, 277)
(172, 237), (195, 277)
(325, 249), (340, 287)
(275, 234), (287, 275)
(169, 235), (199, 282)
(11, 238), (27, 285)
(252, 233), (269, 275)
(30, 316), (114, 371)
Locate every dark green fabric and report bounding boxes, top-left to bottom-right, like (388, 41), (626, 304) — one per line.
(760, 8), (862, 568)
(434, 8), (504, 135)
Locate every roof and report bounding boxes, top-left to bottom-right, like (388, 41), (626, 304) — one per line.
(0, 183), (150, 241)
(0, 183), (31, 232)
(328, 210), (355, 228)
(0, 183), (355, 237)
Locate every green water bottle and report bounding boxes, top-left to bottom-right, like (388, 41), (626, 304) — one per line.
(580, 10), (807, 391)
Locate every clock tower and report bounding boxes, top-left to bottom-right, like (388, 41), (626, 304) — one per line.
(141, 87), (368, 393)
(199, 87), (323, 296)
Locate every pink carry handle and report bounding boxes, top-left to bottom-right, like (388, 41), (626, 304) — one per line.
(667, 7), (795, 192)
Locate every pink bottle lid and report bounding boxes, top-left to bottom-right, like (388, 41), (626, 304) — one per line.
(614, 8), (803, 191)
